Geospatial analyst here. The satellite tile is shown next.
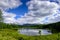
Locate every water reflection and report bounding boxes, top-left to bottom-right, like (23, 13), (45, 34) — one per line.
(18, 29), (52, 36)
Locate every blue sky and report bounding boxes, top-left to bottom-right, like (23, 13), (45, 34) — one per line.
(7, 0), (30, 18)
(7, 0), (59, 18)
(7, 0), (57, 15)
(0, 0), (60, 24)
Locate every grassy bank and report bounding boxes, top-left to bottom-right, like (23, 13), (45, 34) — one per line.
(0, 29), (60, 40)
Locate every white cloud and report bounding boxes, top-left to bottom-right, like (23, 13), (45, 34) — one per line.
(16, 0), (60, 25)
(0, 0), (22, 10)
(43, 13), (60, 24)
(27, 0), (59, 17)
(0, 0), (22, 24)
(1, 0), (60, 25)
(2, 11), (17, 24)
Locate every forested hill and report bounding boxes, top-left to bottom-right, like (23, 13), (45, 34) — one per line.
(44, 22), (60, 32)
(0, 21), (60, 30)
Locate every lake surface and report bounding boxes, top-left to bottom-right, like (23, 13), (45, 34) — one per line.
(18, 29), (52, 36)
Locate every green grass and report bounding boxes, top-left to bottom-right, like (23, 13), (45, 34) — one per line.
(0, 29), (60, 40)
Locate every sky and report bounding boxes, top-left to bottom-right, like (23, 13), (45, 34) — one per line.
(7, 0), (30, 17)
(0, 0), (60, 25)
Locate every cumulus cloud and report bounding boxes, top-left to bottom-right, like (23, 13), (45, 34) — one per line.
(27, 0), (59, 17)
(0, 0), (22, 24)
(0, 0), (22, 10)
(2, 11), (17, 24)
(41, 13), (60, 24)
(17, 0), (60, 25)
(0, 0), (60, 25)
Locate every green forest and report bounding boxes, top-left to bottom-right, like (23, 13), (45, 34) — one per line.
(0, 10), (60, 40)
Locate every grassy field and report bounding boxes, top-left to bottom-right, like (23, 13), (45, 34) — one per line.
(0, 29), (60, 40)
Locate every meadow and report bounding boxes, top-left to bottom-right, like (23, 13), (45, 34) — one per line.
(0, 29), (59, 40)
(0, 22), (60, 40)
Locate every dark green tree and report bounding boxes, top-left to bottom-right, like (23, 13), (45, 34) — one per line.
(0, 10), (3, 22)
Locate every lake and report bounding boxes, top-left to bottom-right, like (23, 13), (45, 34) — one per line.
(18, 29), (52, 36)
